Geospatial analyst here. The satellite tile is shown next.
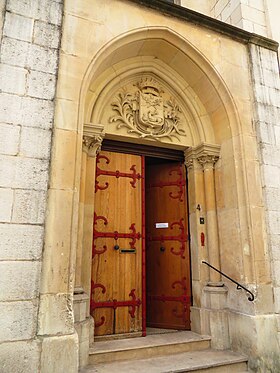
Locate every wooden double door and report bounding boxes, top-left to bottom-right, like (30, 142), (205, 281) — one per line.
(91, 149), (191, 336)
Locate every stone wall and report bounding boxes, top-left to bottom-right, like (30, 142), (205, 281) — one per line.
(249, 43), (280, 368)
(179, 0), (268, 37)
(0, 1), (63, 372)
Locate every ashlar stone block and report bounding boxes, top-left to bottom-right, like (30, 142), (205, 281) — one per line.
(0, 155), (49, 190)
(0, 223), (43, 260)
(28, 43), (58, 74)
(274, 287), (280, 313)
(6, 0), (63, 26)
(0, 300), (37, 342)
(27, 70), (56, 100)
(21, 96), (54, 129)
(0, 340), (41, 373)
(3, 12), (33, 42)
(20, 127), (52, 159)
(40, 334), (79, 373)
(0, 123), (20, 156)
(12, 189), (47, 224)
(33, 20), (60, 49)
(0, 261), (41, 301)
(0, 92), (22, 124)
(0, 187), (13, 222)
(0, 37), (29, 68)
(0, 64), (27, 95)
(38, 293), (74, 336)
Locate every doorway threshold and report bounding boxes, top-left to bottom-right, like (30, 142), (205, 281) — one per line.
(146, 327), (179, 335)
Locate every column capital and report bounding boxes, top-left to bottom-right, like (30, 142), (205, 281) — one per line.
(83, 123), (105, 157)
(185, 143), (220, 170)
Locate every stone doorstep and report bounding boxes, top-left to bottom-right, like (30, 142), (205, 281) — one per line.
(81, 349), (248, 373)
(89, 331), (211, 364)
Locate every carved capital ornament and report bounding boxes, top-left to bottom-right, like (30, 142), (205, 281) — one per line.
(110, 77), (186, 142)
(83, 123), (105, 158)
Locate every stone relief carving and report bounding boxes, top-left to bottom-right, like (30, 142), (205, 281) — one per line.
(109, 77), (186, 141)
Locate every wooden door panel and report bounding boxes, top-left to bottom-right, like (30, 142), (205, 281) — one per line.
(91, 151), (142, 336)
(146, 161), (191, 329)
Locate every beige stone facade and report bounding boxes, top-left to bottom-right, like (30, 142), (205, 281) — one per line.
(0, 0), (279, 372)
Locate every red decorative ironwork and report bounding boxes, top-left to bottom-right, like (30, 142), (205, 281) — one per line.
(95, 154), (141, 192)
(148, 164), (185, 201)
(93, 213), (141, 256)
(147, 277), (191, 324)
(90, 281), (142, 328)
(148, 218), (188, 259)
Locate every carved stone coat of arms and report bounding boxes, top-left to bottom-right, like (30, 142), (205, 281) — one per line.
(110, 77), (186, 141)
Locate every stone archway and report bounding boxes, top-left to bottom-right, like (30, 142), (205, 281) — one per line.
(37, 5), (278, 370)
(71, 27), (249, 365)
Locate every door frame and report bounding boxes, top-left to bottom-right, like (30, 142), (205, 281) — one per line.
(98, 139), (191, 337)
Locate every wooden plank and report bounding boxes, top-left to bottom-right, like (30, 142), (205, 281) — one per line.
(91, 151), (142, 336)
(146, 161), (191, 329)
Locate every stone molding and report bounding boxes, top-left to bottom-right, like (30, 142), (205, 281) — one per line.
(83, 123), (105, 158)
(130, 0), (279, 51)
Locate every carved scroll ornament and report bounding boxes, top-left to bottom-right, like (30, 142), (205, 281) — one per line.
(110, 78), (186, 141)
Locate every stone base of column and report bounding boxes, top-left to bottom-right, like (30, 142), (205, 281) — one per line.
(74, 291), (91, 368)
(200, 285), (230, 350)
(40, 334), (79, 373)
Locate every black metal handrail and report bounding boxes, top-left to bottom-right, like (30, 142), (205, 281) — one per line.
(202, 261), (255, 302)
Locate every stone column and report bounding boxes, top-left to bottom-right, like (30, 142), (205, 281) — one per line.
(196, 148), (221, 285)
(186, 144), (229, 349)
(74, 123), (104, 367)
(185, 150), (208, 334)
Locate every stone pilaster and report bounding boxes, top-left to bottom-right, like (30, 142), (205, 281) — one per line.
(185, 144), (229, 349)
(196, 148), (221, 285)
(74, 123), (105, 368)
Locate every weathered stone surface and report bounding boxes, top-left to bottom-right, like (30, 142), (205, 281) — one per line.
(0, 340), (41, 373)
(12, 189), (47, 224)
(0, 64), (27, 95)
(229, 312), (279, 371)
(0, 123), (20, 156)
(3, 12), (33, 42)
(21, 96), (54, 129)
(0, 261), (41, 301)
(28, 43), (59, 74)
(40, 334), (79, 373)
(27, 70), (57, 100)
(1, 94), (54, 130)
(20, 127), (52, 159)
(274, 287), (280, 313)
(38, 293), (74, 336)
(0, 37), (58, 73)
(0, 92), (22, 124)
(0, 0), (63, 371)
(0, 300), (37, 342)
(0, 155), (49, 190)
(0, 187), (13, 222)
(6, 0), (63, 25)
(34, 20), (61, 49)
(0, 37), (30, 68)
(0, 223), (43, 260)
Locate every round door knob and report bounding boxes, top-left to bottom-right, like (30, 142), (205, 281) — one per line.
(114, 245), (120, 251)
(160, 246), (165, 252)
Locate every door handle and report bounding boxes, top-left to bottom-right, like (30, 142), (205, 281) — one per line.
(160, 246), (165, 252)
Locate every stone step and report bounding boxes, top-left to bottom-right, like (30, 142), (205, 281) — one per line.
(82, 349), (248, 372)
(89, 331), (211, 364)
